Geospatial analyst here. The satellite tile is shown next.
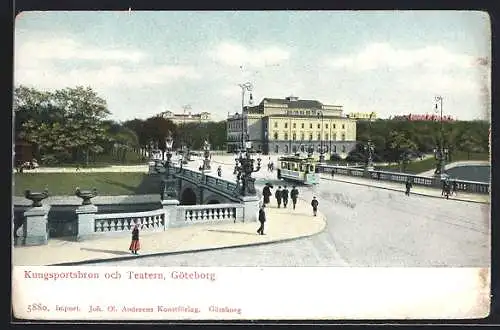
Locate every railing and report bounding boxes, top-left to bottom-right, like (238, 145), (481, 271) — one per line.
(317, 164), (490, 195)
(94, 208), (165, 233)
(175, 203), (243, 226)
(173, 167), (239, 197)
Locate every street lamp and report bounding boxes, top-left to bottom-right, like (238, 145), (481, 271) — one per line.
(364, 112), (375, 170)
(234, 141), (261, 196)
(161, 131), (177, 200)
(202, 139), (211, 172)
(433, 96), (447, 177)
(238, 82), (253, 151)
(317, 111), (325, 163)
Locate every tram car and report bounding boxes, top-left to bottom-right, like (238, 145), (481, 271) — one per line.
(277, 154), (319, 185)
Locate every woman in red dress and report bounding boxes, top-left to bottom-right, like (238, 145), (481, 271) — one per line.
(129, 222), (141, 255)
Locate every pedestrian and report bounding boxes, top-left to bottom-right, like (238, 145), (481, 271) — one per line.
(405, 178), (412, 196)
(290, 186), (299, 210)
(331, 169), (335, 178)
(311, 196), (319, 216)
(275, 186), (282, 208)
(217, 166), (222, 177)
(441, 179), (447, 196)
(129, 221), (142, 255)
(444, 181), (451, 199)
(262, 183), (272, 205)
(281, 186), (289, 208)
(257, 204), (266, 235)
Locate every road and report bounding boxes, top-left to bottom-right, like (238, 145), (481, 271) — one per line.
(85, 155), (491, 267)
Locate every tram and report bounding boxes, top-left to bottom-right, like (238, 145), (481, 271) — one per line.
(276, 154), (319, 185)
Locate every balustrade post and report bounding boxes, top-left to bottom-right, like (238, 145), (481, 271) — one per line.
(162, 199), (180, 229)
(239, 195), (260, 223)
(22, 205), (51, 246)
(76, 204), (98, 241)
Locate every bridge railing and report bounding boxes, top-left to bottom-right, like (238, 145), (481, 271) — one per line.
(173, 167), (238, 196)
(317, 164), (490, 195)
(174, 203), (244, 227)
(94, 208), (166, 233)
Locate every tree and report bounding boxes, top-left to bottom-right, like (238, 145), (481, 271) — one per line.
(16, 85), (112, 165)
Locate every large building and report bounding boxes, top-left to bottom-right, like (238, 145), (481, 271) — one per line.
(226, 96), (357, 156)
(159, 110), (211, 124)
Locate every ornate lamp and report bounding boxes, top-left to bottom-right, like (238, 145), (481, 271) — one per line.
(234, 141), (261, 196)
(202, 139), (211, 171)
(364, 140), (375, 170)
(161, 131), (177, 200)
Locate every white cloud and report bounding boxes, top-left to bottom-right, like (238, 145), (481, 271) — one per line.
(209, 42), (290, 68)
(14, 64), (202, 90)
(326, 43), (481, 71)
(15, 37), (147, 65)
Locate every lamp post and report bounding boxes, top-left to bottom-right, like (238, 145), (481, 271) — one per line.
(161, 131), (177, 200)
(238, 82), (253, 151)
(433, 96), (447, 178)
(364, 112), (375, 170)
(234, 141), (261, 196)
(317, 111), (325, 163)
(202, 139), (211, 172)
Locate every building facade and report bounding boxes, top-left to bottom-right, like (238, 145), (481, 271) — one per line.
(159, 110), (211, 124)
(347, 112), (377, 120)
(226, 96), (357, 157)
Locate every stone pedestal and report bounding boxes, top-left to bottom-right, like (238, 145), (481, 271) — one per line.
(162, 199), (180, 229)
(76, 204), (98, 240)
(240, 195), (260, 223)
(23, 205), (51, 246)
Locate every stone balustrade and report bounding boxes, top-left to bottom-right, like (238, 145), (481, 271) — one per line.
(173, 203), (244, 228)
(317, 164), (490, 195)
(94, 208), (166, 233)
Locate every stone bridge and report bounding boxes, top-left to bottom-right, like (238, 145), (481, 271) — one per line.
(170, 167), (241, 205)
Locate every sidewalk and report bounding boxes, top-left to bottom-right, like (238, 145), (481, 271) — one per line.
(12, 198), (326, 266)
(319, 173), (490, 204)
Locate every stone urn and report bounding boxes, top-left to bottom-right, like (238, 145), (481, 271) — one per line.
(24, 189), (49, 207)
(75, 187), (98, 205)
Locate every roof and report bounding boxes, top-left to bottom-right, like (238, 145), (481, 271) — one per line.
(262, 98), (323, 109)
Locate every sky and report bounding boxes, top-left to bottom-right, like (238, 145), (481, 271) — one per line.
(14, 11), (491, 122)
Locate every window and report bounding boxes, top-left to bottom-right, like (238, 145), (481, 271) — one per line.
(300, 133), (305, 140)
(332, 133), (337, 141)
(325, 133), (329, 140)
(284, 133), (288, 140)
(274, 132), (278, 140)
(341, 133), (346, 141)
(325, 124), (329, 129)
(309, 133), (313, 141)
(342, 145), (346, 153)
(292, 133), (297, 141)
(317, 123), (321, 129)
(333, 145), (337, 152)
(301, 123), (305, 128)
(274, 122), (278, 128)
(317, 133), (321, 140)
(342, 124), (345, 129)
(285, 123), (288, 128)
(275, 145), (279, 153)
(293, 123), (296, 128)
(309, 123), (313, 129)
(333, 124), (336, 129)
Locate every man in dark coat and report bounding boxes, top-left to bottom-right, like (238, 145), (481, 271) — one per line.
(257, 204), (266, 235)
(290, 186), (299, 210)
(405, 178), (412, 196)
(275, 186), (282, 208)
(452, 180), (458, 196)
(281, 186), (289, 208)
(262, 184), (272, 205)
(311, 196), (319, 216)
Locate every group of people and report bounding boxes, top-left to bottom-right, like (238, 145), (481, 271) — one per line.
(404, 177), (458, 199)
(257, 183), (320, 235)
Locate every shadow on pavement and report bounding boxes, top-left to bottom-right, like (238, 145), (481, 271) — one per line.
(97, 174), (162, 195)
(206, 229), (257, 236)
(80, 247), (131, 256)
